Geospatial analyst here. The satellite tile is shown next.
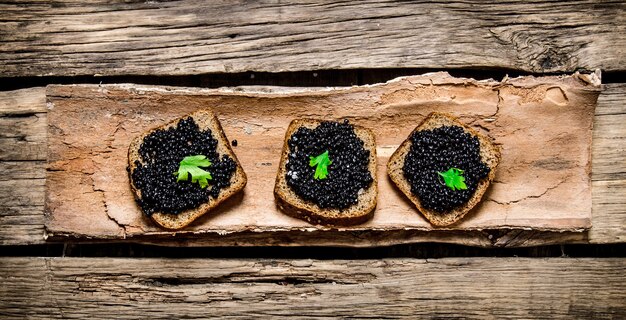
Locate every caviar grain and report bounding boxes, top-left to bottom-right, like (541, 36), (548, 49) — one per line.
(402, 125), (490, 213)
(131, 117), (236, 215)
(286, 120), (373, 209)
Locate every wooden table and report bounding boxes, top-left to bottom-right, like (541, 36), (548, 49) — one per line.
(1, 1), (625, 318)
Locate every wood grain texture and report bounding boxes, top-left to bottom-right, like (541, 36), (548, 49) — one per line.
(0, 0), (624, 77)
(2, 82), (626, 246)
(0, 88), (47, 161)
(45, 73), (598, 243)
(591, 180), (626, 243)
(0, 257), (624, 319)
(593, 84), (626, 182)
(0, 88), (47, 244)
(0, 162), (45, 245)
(0, 87), (46, 115)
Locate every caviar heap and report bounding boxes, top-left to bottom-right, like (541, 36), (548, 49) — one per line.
(131, 117), (236, 215)
(402, 125), (490, 213)
(286, 120), (373, 209)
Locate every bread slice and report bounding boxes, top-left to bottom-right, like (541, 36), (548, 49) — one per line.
(274, 119), (377, 226)
(387, 112), (501, 226)
(128, 109), (246, 229)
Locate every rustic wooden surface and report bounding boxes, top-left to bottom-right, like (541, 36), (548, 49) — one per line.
(1, 0), (625, 77)
(2, 82), (625, 246)
(0, 2), (625, 317)
(3, 82), (626, 247)
(0, 257), (623, 318)
(43, 73), (598, 245)
(0, 87), (47, 245)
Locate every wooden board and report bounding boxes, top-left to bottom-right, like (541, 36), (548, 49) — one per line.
(2, 83), (624, 247)
(43, 73), (600, 244)
(0, 87), (47, 245)
(0, 257), (624, 318)
(1, 1), (625, 77)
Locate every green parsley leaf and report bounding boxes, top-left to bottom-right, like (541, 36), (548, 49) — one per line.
(174, 155), (212, 188)
(309, 150), (332, 180)
(437, 167), (468, 191)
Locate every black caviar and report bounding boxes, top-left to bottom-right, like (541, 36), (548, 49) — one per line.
(286, 120), (373, 209)
(131, 117), (236, 215)
(402, 125), (490, 213)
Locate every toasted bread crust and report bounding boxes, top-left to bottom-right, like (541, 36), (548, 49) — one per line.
(128, 109), (246, 230)
(387, 112), (501, 226)
(274, 119), (377, 226)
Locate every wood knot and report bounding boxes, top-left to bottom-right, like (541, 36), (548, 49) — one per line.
(537, 49), (570, 72)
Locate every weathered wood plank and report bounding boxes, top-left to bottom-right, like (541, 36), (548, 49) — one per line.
(0, 0), (624, 77)
(1, 82), (625, 246)
(0, 87), (47, 161)
(0, 206), (45, 245)
(0, 114), (47, 161)
(0, 161), (45, 181)
(596, 84), (626, 116)
(592, 112), (626, 182)
(0, 179), (44, 207)
(0, 161), (46, 244)
(0, 87), (46, 114)
(0, 88), (49, 244)
(44, 74), (598, 243)
(0, 257), (624, 319)
(590, 180), (626, 243)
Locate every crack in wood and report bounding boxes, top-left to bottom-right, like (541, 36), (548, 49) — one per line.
(142, 273), (374, 286)
(492, 87), (503, 118)
(44, 259), (65, 318)
(0, 112), (42, 119)
(489, 179), (568, 206)
(90, 174), (127, 239)
(101, 194), (127, 238)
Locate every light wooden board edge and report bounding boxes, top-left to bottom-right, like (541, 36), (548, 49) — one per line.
(0, 84), (625, 246)
(0, 0), (625, 77)
(0, 257), (624, 319)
